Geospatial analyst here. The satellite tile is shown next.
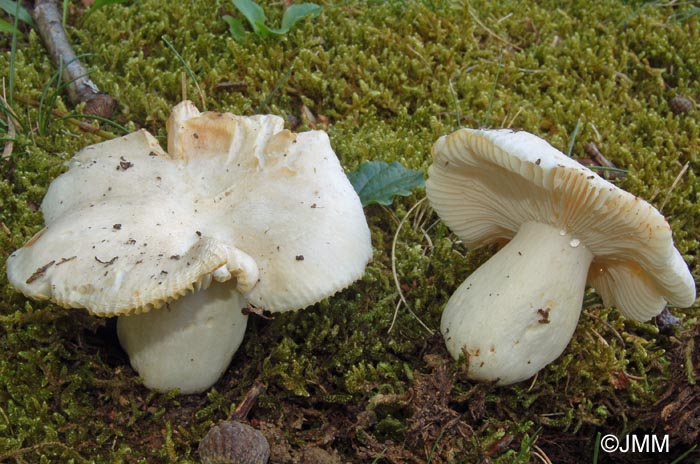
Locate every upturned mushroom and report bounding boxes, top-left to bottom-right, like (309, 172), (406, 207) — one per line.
(6, 101), (372, 393)
(426, 128), (696, 385)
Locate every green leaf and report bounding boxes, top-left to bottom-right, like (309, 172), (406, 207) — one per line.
(86, 0), (130, 14)
(231, 0), (267, 35)
(0, 0), (33, 27)
(223, 15), (247, 42)
(254, 21), (283, 37)
(348, 161), (425, 207)
(228, 0), (321, 38)
(0, 17), (14, 33)
(281, 3), (322, 31)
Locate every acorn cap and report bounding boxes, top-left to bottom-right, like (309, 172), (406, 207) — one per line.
(199, 420), (270, 464)
(426, 128), (695, 320)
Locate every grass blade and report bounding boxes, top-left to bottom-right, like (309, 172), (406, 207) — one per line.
(162, 35), (206, 110)
(481, 57), (502, 128)
(55, 113), (129, 135)
(669, 444), (697, 464)
(567, 117), (581, 156)
(0, 17), (14, 33)
(254, 64), (293, 114)
(592, 432), (601, 463)
(0, 0), (34, 27)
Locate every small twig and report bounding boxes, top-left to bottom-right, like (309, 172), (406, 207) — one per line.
(481, 57), (503, 128)
(31, 0), (117, 118)
(582, 141), (626, 180)
(467, 6), (522, 51)
(532, 444), (554, 464)
(504, 106), (523, 129)
(583, 141), (615, 168)
(660, 161), (689, 212)
(587, 311), (625, 346)
(527, 371), (539, 392)
(229, 381), (265, 421)
(388, 197), (433, 335)
(1, 91), (16, 159)
(14, 95), (119, 139)
(162, 36), (206, 110)
(0, 441), (88, 462)
(255, 64), (295, 115)
(566, 117), (581, 156)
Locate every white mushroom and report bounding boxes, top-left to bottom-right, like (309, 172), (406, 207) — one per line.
(426, 128), (696, 385)
(6, 101), (372, 393)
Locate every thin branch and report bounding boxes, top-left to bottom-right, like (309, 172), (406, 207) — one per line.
(31, 0), (117, 118)
(15, 95), (119, 139)
(660, 161), (690, 212)
(229, 381), (265, 421)
(1, 89), (17, 159)
(467, 6), (522, 51)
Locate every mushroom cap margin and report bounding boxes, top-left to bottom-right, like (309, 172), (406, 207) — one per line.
(426, 128), (696, 319)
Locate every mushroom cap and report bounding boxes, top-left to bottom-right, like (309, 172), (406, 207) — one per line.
(426, 128), (696, 320)
(7, 101), (372, 316)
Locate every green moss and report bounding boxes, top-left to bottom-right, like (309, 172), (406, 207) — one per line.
(1, 0), (699, 462)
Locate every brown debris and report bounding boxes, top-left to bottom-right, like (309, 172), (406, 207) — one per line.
(117, 157), (133, 171)
(56, 256), (77, 266)
(94, 256), (118, 266)
(580, 142), (625, 180)
(405, 354), (474, 462)
(669, 96), (694, 115)
(214, 81), (248, 91)
(353, 430), (424, 464)
(638, 322), (700, 446)
(1, 94), (17, 159)
(230, 382), (266, 422)
(609, 370), (630, 390)
(242, 306), (274, 320)
(26, 260), (56, 284)
(300, 446), (341, 464)
(301, 104), (317, 129)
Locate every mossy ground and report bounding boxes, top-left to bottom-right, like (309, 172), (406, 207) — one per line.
(1, 0), (699, 462)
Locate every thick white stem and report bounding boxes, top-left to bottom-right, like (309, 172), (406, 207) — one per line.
(441, 221), (594, 385)
(117, 282), (248, 394)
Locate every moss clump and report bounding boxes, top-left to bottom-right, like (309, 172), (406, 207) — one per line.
(1, 0), (699, 462)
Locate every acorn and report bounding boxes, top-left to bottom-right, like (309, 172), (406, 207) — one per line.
(669, 96), (694, 115)
(198, 420), (270, 464)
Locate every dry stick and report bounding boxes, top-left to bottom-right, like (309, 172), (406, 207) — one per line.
(1, 90), (16, 159)
(467, 7), (522, 51)
(31, 0), (117, 118)
(229, 382), (265, 422)
(14, 95), (117, 139)
(583, 141), (616, 168)
(660, 161), (690, 212)
(582, 141), (626, 180)
(1, 79), (18, 159)
(181, 72), (188, 102)
(0, 441), (88, 462)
